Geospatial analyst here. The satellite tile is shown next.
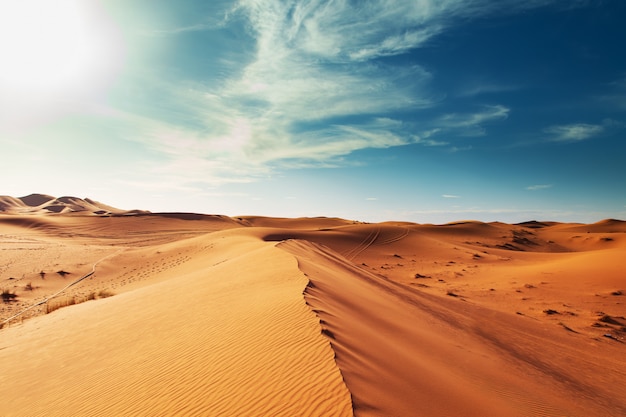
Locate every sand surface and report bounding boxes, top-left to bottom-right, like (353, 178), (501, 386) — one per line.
(1, 202), (625, 416)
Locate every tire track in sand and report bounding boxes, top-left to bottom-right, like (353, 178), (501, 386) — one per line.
(343, 226), (380, 261)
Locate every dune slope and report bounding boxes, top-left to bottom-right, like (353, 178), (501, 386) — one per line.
(0, 233), (352, 416)
(281, 239), (626, 417)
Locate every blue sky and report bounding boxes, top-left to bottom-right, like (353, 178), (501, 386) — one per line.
(1, 0), (625, 223)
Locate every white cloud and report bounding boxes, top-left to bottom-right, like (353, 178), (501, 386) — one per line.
(597, 76), (626, 111)
(526, 184), (552, 191)
(442, 194), (461, 198)
(438, 105), (510, 135)
(458, 83), (522, 97)
(470, 105), (511, 124)
(448, 146), (473, 153)
(544, 123), (604, 142)
(96, 0), (569, 190)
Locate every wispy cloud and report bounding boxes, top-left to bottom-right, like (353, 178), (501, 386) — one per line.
(437, 105), (510, 136)
(442, 194), (461, 198)
(544, 123), (604, 142)
(106, 0), (568, 188)
(458, 83), (522, 98)
(526, 184), (552, 191)
(597, 75), (626, 111)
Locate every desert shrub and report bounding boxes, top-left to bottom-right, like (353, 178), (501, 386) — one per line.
(45, 296), (76, 314)
(56, 270), (70, 278)
(97, 289), (114, 298)
(1, 289), (17, 303)
(43, 290), (115, 315)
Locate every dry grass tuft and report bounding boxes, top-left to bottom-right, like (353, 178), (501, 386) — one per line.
(45, 296), (76, 314)
(44, 289), (116, 314)
(98, 289), (115, 298)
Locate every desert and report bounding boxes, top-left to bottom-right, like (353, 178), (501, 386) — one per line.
(3, 1), (625, 416)
(0, 194), (624, 416)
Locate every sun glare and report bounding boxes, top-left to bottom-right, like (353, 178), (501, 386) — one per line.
(0, 0), (123, 98)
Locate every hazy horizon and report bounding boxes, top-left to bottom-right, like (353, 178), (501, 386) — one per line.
(2, 0), (625, 224)
(3, 192), (625, 226)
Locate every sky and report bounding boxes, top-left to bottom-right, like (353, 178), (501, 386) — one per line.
(1, 0), (625, 223)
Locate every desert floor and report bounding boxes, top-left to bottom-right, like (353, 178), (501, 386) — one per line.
(1, 212), (625, 416)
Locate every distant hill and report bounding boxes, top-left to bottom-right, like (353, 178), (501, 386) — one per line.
(0, 194), (148, 216)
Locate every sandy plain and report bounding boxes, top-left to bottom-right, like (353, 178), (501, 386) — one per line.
(0, 195), (625, 416)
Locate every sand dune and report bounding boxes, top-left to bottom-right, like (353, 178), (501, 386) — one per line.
(0, 193), (145, 216)
(283, 239), (626, 416)
(0, 231), (351, 416)
(1, 199), (625, 416)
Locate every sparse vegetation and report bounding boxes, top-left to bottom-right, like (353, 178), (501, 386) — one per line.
(44, 296), (76, 314)
(56, 270), (70, 278)
(24, 282), (36, 291)
(599, 314), (622, 325)
(558, 322), (578, 333)
(1, 289), (17, 303)
(98, 289), (114, 298)
(44, 289), (115, 315)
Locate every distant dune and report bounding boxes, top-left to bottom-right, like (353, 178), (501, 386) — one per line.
(0, 193), (148, 216)
(1, 196), (625, 416)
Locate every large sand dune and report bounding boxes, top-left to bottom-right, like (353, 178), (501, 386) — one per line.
(1, 197), (625, 416)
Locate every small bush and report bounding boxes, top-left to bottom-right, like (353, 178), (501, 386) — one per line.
(98, 289), (114, 298)
(43, 290), (115, 315)
(45, 296), (76, 314)
(1, 289), (17, 303)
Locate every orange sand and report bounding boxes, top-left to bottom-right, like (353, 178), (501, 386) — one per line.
(1, 196), (625, 416)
